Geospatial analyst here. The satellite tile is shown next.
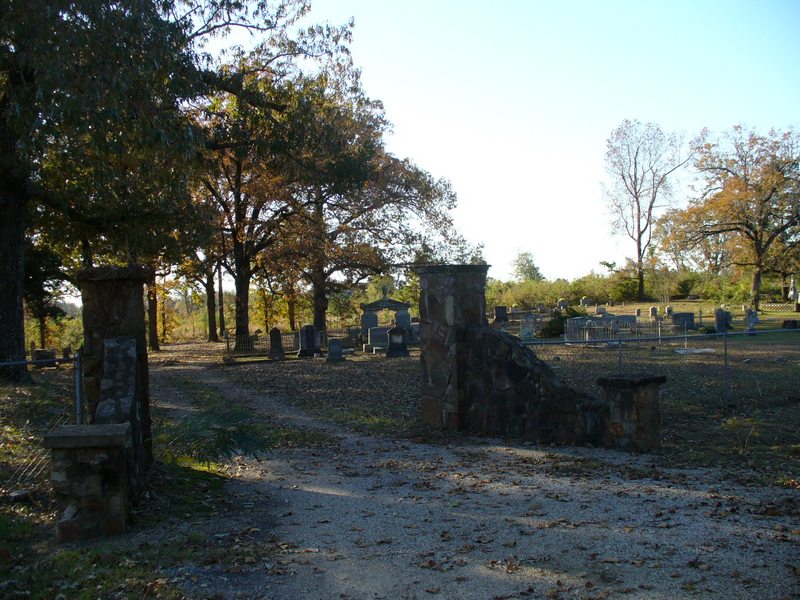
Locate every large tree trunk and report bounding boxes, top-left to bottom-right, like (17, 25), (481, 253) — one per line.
(287, 295), (297, 332)
(0, 179), (28, 381)
(159, 285), (168, 344)
(750, 266), (762, 311)
(38, 316), (47, 349)
(147, 282), (160, 351)
(217, 264), (225, 338)
(205, 272), (219, 342)
(233, 269), (251, 341)
(312, 276), (328, 332)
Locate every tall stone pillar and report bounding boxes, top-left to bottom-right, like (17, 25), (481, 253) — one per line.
(78, 265), (153, 466)
(417, 264), (490, 429)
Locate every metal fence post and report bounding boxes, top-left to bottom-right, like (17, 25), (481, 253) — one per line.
(74, 351), (84, 424)
(722, 331), (730, 409)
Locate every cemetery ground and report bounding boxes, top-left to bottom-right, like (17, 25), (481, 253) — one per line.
(1, 342), (799, 599)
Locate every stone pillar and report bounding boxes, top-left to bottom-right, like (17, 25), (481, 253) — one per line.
(43, 423), (131, 542)
(417, 264), (489, 429)
(597, 374), (666, 452)
(78, 265), (152, 465)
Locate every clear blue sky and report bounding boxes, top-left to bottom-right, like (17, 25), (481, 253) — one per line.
(306, 0), (800, 281)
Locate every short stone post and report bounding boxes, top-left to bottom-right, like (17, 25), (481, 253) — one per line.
(43, 423), (132, 542)
(268, 327), (285, 360)
(417, 264), (489, 429)
(78, 265), (152, 466)
(597, 375), (666, 452)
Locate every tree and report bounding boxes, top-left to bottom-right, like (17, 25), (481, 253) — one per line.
(24, 239), (68, 350)
(604, 119), (690, 301)
(682, 125), (800, 309)
(512, 251), (545, 282)
(1, 0), (348, 376)
(265, 71), (471, 330)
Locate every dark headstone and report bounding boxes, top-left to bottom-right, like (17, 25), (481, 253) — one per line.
(670, 312), (695, 330)
(494, 306), (509, 323)
(714, 308), (732, 332)
(32, 349), (57, 367)
(361, 311), (378, 333)
(386, 327), (410, 358)
(396, 309), (412, 331)
(367, 326), (391, 351)
(297, 325), (320, 357)
(327, 339), (344, 362)
(268, 327), (285, 360)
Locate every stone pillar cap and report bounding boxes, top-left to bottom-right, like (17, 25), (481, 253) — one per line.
(43, 423), (132, 448)
(77, 265), (154, 283)
(416, 264), (491, 275)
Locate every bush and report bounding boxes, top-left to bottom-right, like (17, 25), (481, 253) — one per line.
(538, 306), (586, 338)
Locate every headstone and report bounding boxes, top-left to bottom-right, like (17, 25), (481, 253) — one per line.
(327, 339), (344, 362)
(665, 305), (673, 317)
(580, 296), (593, 307)
(386, 326), (410, 358)
(635, 308), (641, 318)
(744, 308), (759, 332)
(535, 303), (547, 312)
(297, 325), (320, 357)
(714, 308), (732, 333)
(367, 326), (391, 351)
(268, 327), (285, 360)
(519, 315), (536, 342)
(649, 306), (658, 318)
(556, 298), (569, 311)
(32, 348), (57, 367)
(595, 306), (607, 315)
(494, 306), (509, 323)
(361, 311), (378, 333)
(396, 309), (412, 330)
(670, 312), (695, 330)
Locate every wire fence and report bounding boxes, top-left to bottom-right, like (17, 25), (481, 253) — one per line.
(526, 329), (800, 411)
(0, 355), (80, 496)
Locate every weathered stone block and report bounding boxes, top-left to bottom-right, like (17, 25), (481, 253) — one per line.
(598, 375), (665, 452)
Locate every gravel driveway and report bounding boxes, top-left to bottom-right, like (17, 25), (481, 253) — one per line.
(149, 347), (799, 600)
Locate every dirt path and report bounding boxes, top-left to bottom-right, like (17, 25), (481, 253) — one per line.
(149, 347), (799, 600)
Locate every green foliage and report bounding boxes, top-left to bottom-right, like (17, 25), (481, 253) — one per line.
(538, 306), (587, 338)
(156, 382), (272, 465)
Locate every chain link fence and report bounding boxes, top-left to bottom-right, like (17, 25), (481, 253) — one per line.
(0, 356), (81, 498)
(527, 329), (800, 411)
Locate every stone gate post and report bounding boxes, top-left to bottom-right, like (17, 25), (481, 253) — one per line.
(78, 265), (153, 466)
(417, 264), (490, 429)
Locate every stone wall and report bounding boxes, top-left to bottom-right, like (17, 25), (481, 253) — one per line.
(418, 264), (663, 451)
(463, 328), (604, 445)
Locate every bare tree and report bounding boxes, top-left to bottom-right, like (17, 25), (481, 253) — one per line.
(604, 120), (690, 300)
